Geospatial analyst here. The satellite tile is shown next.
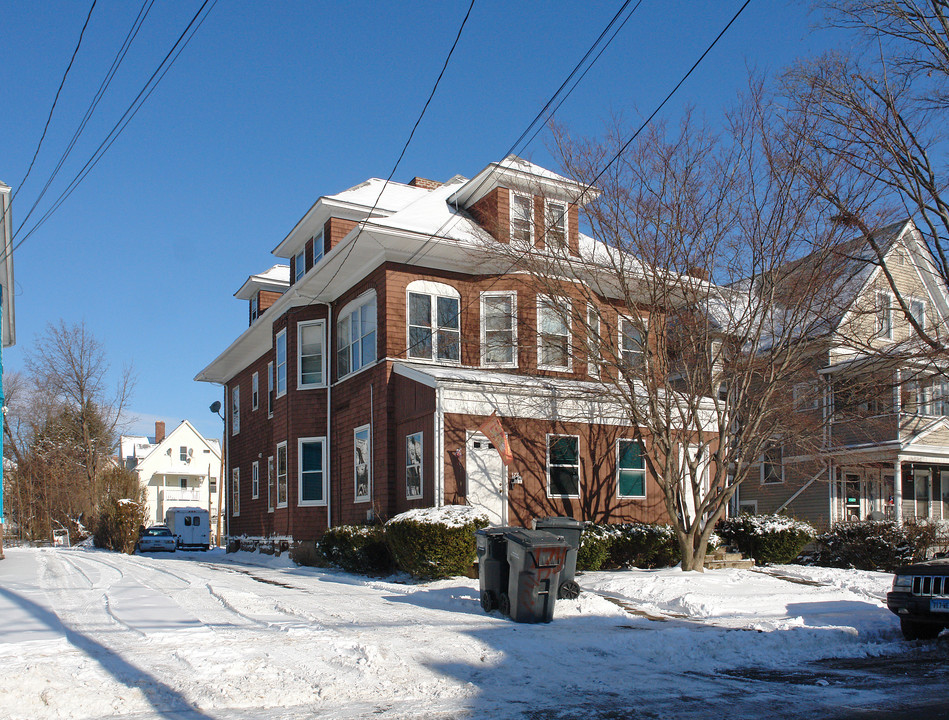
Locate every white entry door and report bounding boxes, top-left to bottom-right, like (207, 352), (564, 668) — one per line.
(466, 431), (507, 525)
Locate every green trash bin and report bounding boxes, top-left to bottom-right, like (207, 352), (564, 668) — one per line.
(532, 516), (584, 599)
(502, 529), (569, 623)
(475, 527), (515, 613)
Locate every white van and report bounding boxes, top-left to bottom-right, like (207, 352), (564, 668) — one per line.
(164, 507), (210, 550)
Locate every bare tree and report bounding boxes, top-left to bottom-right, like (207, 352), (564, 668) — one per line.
(782, 1), (949, 348)
(482, 96), (857, 570)
(4, 321), (135, 540)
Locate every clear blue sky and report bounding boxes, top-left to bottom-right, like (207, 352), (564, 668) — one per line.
(3, 1), (847, 442)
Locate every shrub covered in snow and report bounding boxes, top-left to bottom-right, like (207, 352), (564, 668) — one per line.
(93, 496), (146, 554)
(577, 522), (683, 570)
(716, 514), (816, 565)
(318, 525), (394, 575)
(810, 519), (937, 571)
(385, 506), (489, 579)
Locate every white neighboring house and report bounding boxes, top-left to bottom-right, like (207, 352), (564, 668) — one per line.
(119, 421), (222, 528)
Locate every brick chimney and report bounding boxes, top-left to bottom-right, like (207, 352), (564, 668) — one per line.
(155, 421), (165, 444)
(408, 176), (441, 190)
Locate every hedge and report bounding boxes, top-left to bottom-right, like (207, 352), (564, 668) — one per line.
(576, 522), (683, 570)
(810, 519), (937, 572)
(716, 514), (816, 566)
(385, 506), (489, 580)
(318, 525), (394, 575)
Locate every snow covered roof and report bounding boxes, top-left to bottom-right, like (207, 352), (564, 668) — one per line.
(234, 264), (290, 300)
(448, 154), (598, 209)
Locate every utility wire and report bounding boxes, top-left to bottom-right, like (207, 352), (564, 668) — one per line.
(7, 0), (216, 258)
(301, 0), (477, 301)
(0, 0), (97, 227)
(394, 0), (752, 360)
(12, 0), (156, 241)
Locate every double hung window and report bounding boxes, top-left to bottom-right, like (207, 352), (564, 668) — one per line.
(481, 292), (517, 366)
(252, 461), (259, 499)
(761, 444), (783, 484)
(298, 438), (327, 506)
(910, 298), (926, 330)
(267, 455), (274, 512)
(294, 249), (306, 282)
(876, 292), (893, 339)
(545, 200), (566, 250)
(252, 372), (259, 410)
(267, 361), (274, 416)
(276, 442), (288, 508)
(275, 330), (287, 397)
(231, 468), (240, 516)
(408, 283), (460, 362)
(511, 193), (533, 242)
(547, 435), (580, 497)
(537, 296), (570, 370)
(297, 320), (325, 388)
(587, 305), (601, 378)
(354, 425), (371, 503)
(620, 318), (644, 368)
(231, 385), (240, 435)
(312, 231), (324, 265)
(617, 440), (646, 498)
(337, 294), (377, 378)
(406, 432), (423, 499)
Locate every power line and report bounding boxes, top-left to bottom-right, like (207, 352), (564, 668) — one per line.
(301, 0), (477, 302)
(7, 0), (216, 259)
(0, 0), (97, 227)
(11, 0), (156, 241)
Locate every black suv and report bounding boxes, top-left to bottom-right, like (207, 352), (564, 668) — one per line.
(886, 557), (949, 640)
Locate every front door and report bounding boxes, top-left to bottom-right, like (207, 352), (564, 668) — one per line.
(466, 431), (506, 525)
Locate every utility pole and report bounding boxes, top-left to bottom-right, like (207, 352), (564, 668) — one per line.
(0, 182), (16, 560)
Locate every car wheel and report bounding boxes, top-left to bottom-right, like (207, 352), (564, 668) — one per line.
(900, 618), (944, 640)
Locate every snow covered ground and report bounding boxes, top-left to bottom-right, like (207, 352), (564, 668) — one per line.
(0, 546), (945, 720)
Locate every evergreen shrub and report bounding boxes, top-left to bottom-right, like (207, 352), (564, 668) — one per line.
(385, 506), (489, 580)
(716, 514), (816, 566)
(576, 523), (613, 571)
(318, 525), (394, 575)
(812, 519), (936, 571)
(93, 497), (146, 554)
(607, 523), (681, 569)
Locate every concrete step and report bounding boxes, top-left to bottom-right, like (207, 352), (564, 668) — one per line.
(704, 558), (755, 570)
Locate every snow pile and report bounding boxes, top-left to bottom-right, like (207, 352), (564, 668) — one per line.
(388, 504), (489, 528)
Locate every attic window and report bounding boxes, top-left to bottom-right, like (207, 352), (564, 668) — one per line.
(250, 295), (259, 323)
(313, 231), (324, 265)
(294, 249), (306, 282)
(875, 292), (893, 339)
(910, 299), (926, 330)
(511, 193), (532, 243)
(545, 201), (566, 250)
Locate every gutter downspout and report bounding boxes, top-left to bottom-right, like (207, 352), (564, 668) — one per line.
(223, 384), (230, 544)
(325, 302), (333, 530)
(435, 385), (444, 507)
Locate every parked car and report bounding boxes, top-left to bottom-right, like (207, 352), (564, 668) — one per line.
(886, 557), (949, 639)
(136, 525), (177, 553)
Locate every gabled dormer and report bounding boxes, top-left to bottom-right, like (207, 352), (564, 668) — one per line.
(447, 154), (596, 255)
(234, 265), (290, 326)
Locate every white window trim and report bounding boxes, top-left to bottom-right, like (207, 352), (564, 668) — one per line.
(297, 319), (327, 390)
(354, 424), (372, 504)
(267, 361), (274, 417)
(738, 499), (758, 514)
(544, 199), (568, 251)
(251, 460), (259, 499)
(231, 385), (240, 435)
(313, 231), (324, 265)
(267, 455), (274, 513)
(619, 316), (646, 369)
(252, 371), (259, 411)
(616, 438), (647, 499)
(275, 329), (288, 398)
(537, 296), (572, 372)
(179, 446), (188, 462)
(297, 436), (328, 507)
(876, 291), (894, 340)
(250, 295), (259, 322)
(336, 290), (377, 381)
(587, 304), (601, 379)
(231, 467), (240, 517)
(276, 441), (288, 509)
(480, 290), (518, 368)
(406, 281), (461, 365)
(760, 445), (784, 485)
(510, 191), (534, 243)
(294, 248), (306, 282)
(546, 433), (581, 499)
(406, 431), (423, 500)
(908, 296), (927, 331)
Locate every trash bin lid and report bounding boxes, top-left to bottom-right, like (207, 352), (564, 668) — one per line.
(504, 529), (567, 549)
(533, 516), (584, 531)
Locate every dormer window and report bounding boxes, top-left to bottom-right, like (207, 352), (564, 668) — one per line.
(250, 295), (259, 323)
(313, 231), (324, 266)
(294, 249), (306, 282)
(545, 200), (566, 250)
(511, 193), (533, 243)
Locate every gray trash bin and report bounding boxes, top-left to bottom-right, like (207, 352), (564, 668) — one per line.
(502, 529), (569, 623)
(475, 527), (516, 613)
(532, 516), (584, 599)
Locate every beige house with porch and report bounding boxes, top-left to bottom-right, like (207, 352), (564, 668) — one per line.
(738, 220), (949, 527)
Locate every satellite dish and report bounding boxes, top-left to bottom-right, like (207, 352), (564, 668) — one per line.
(209, 401), (221, 414)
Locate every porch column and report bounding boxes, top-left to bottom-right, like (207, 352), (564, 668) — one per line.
(893, 458), (902, 523)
